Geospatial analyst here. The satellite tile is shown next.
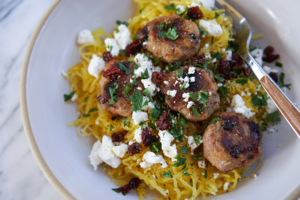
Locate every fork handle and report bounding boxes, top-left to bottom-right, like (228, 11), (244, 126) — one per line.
(260, 75), (300, 137)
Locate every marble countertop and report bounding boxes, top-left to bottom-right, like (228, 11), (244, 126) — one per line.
(0, 0), (62, 199)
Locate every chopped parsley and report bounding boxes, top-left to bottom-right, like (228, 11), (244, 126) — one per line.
(64, 91), (76, 102)
(159, 28), (179, 40)
(121, 118), (130, 127)
(142, 88), (153, 101)
(84, 97), (88, 102)
(141, 68), (149, 79)
(191, 106), (201, 116)
(279, 73), (291, 89)
(179, 146), (189, 154)
(149, 108), (161, 121)
(192, 152), (203, 161)
(265, 111), (281, 125)
(176, 68), (184, 78)
(180, 81), (187, 90)
(189, 92), (199, 101)
(83, 108), (98, 117)
(107, 83), (119, 105)
(211, 36), (214, 44)
(193, 134), (202, 146)
(115, 29), (119, 33)
(203, 169), (207, 179)
(212, 52), (222, 60)
(214, 12), (220, 19)
(157, 18), (174, 29)
(133, 32), (139, 40)
(167, 62), (181, 72)
(154, 56), (163, 65)
(110, 124), (113, 132)
(118, 61), (130, 75)
(164, 3), (176, 10)
(252, 94), (268, 107)
(198, 26), (208, 36)
(235, 77), (248, 85)
(139, 8), (144, 13)
(218, 86), (228, 99)
(210, 117), (222, 124)
(116, 20), (129, 27)
(112, 188), (121, 194)
(150, 142), (162, 153)
(148, 122), (157, 131)
(182, 167), (192, 176)
(172, 156), (186, 167)
(119, 49), (127, 56)
(122, 75), (137, 95)
(162, 169), (173, 178)
(129, 91), (148, 111)
(275, 62), (283, 68)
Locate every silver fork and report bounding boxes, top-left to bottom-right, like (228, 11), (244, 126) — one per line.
(216, 0), (300, 138)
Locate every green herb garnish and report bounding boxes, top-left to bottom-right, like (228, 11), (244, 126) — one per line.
(64, 91), (76, 102)
(118, 61), (130, 75)
(116, 20), (129, 27)
(129, 92), (148, 112)
(150, 142), (162, 153)
(162, 169), (173, 178)
(107, 83), (119, 105)
(172, 156), (186, 167)
(179, 146), (189, 154)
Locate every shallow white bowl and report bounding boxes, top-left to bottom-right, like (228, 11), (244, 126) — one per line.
(20, 0), (300, 199)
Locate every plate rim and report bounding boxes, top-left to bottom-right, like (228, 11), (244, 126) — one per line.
(19, 0), (300, 199)
(19, 0), (74, 199)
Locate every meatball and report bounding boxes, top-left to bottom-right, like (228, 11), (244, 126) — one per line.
(160, 66), (220, 121)
(97, 60), (144, 117)
(203, 113), (262, 173)
(138, 14), (200, 63)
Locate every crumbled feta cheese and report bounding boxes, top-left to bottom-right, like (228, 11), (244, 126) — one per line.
(112, 143), (128, 158)
(187, 101), (194, 109)
(198, 160), (205, 168)
(224, 182), (230, 191)
(227, 94), (255, 118)
(132, 111), (148, 125)
(88, 140), (103, 170)
(241, 91), (246, 96)
(188, 136), (202, 154)
(134, 53), (154, 77)
(114, 24), (132, 49)
(140, 151), (168, 168)
(164, 81), (169, 85)
(104, 38), (120, 56)
(167, 90), (177, 98)
(141, 78), (156, 96)
(266, 98), (277, 113)
(213, 173), (219, 179)
(190, 77), (195, 82)
(188, 66), (196, 74)
(222, 48), (226, 52)
(182, 93), (190, 102)
(263, 66), (278, 74)
(88, 54), (105, 78)
(250, 48), (263, 66)
(143, 41), (148, 46)
(212, 58), (217, 63)
(129, 140), (135, 145)
(189, 2), (201, 7)
(176, 5), (185, 13)
(137, 87), (142, 90)
(142, 97), (155, 111)
(205, 53), (211, 59)
(77, 29), (95, 45)
(217, 83), (223, 87)
(225, 50), (232, 60)
(199, 19), (223, 37)
(166, 190), (169, 195)
(61, 70), (67, 77)
(71, 93), (77, 102)
(197, 0), (215, 9)
(98, 136), (121, 168)
(158, 130), (178, 161)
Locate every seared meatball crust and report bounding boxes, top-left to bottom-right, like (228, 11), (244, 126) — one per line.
(203, 113), (263, 173)
(97, 60), (144, 117)
(138, 14), (200, 63)
(160, 66), (220, 121)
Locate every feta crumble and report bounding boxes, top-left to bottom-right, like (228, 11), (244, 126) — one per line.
(266, 98), (277, 113)
(167, 90), (177, 98)
(114, 24), (132, 49)
(88, 140), (103, 170)
(213, 173), (219, 179)
(77, 29), (95, 45)
(71, 93), (77, 102)
(112, 143), (128, 158)
(182, 93), (190, 102)
(198, 160), (205, 168)
(132, 111), (148, 125)
(197, 0), (215, 10)
(141, 78), (156, 96)
(188, 136), (202, 154)
(98, 136), (121, 168)
(158, 130), (178, 161)
(226, 94), (255, 118)
(250, 48), (263, 66)
(187, 101), (194, 109)
(224, 182), (230, 191)
(225, 50), (232, 60)
(61, 70), (67, 77)
(188, 66), (196, 74)
(190, 77), (195, 82)
(140, 151), (168, 168)
(88, 54), (105, 78)
(199, 19), (223, 37)
(176, 5), (185, 13)
(104, 38), (120, 56)
(263, 66), (278, 74)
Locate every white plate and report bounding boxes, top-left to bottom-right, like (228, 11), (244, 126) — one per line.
(20, 0), (300, 199)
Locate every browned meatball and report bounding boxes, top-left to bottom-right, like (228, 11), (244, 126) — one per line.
(160, 66), (220, 121)
(203, 113), (262, 173)
(138, 14), (200, 63)
(97, 60), (144, 117)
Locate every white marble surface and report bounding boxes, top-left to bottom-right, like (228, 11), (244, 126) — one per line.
(0, 0), (62, 199)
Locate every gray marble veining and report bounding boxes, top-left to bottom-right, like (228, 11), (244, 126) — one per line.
(0, 0), (62, 199)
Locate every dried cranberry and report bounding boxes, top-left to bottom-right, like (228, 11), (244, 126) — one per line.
(142, 127), (159, 147)
(263, 54), (279, 62)
(116, 178), (142, 195)
(263, 46), (279, 63)
(152, 72), (167, 83)
(112, 133), (124, 143)
(232, 54), (244, 67)
(157, 111), (170, 130)
(241, 67), (251, 77)
(187, 7), (204, 19)
(128, 143), (142, 156)
(102, 68), (123, 77)
(218, 57), (231, 79)
(263, 46), (274, 56)
(269, 72), (278, 83)
(103, 51), (113, 62)
(125, 39), (143, 56)
(191, 53), (205, 65)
